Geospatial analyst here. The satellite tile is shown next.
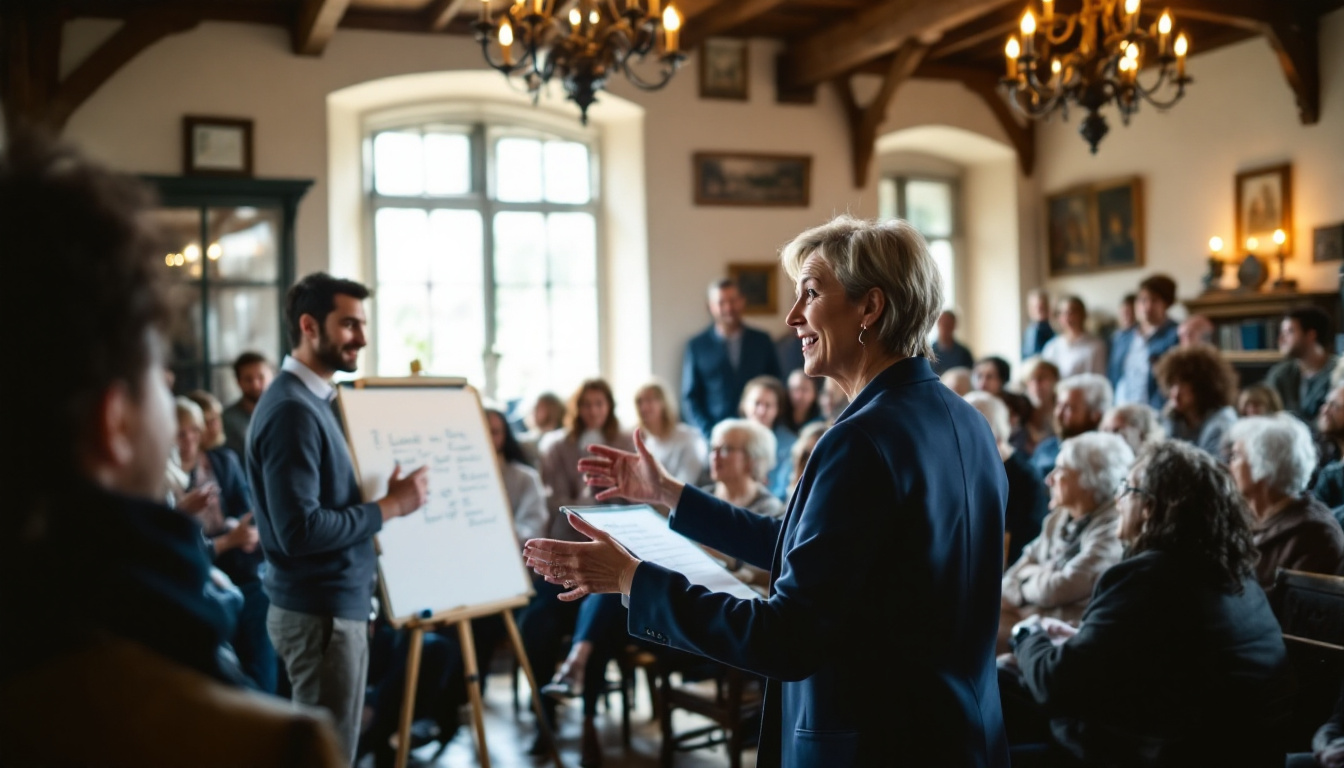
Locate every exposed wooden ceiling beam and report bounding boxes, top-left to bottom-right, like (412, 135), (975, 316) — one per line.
(427, 0), (471, 32)
(913, 62), (1035, 176)
(293, 0), (353, 55)
(835, 40), (929, 187)
(926, 4), (1020, 61)
(682, 0), (790, 50)
(780, 0), (1017, 90)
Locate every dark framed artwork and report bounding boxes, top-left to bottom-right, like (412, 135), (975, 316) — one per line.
(728, 262), (777, 315)
(1315, 223), (1344, 263)
(693, 152), (811, 207)
(1045, 176), (1145, 276)
(183, 116), (254, 177)
(1046, 187), (1094, 276)
(699, 38), (748, 100)
(1235, 163), (1292, 256)
(1095, 177), (1144, 269)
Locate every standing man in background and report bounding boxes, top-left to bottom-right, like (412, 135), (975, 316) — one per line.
(223, 351), (274, 458)
(681, 278), (781, 439)
(930, 309), (974, 376)
(1264, 307), (1338, 424)
(1021, 288), (1055, 359)
(248, 273), (429, 761)
(1109, 274), (1180, 410)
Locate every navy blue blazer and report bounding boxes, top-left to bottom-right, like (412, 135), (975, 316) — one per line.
(1107, 320), (1179, 410)
(629, 357), (1010, 768)
(681, 325), (781, 437)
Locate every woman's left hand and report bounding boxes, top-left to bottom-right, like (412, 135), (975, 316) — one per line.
(523, 513), (641, 601)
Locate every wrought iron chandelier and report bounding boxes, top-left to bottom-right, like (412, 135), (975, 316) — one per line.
(474, 0), (685, 125)
(1000, 0), (1191, 153)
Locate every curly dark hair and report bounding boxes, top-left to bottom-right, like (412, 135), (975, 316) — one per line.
(1128, 440), (1259, 591)
(1154, 344), (1239, 414)
(1, 133), (170, 511)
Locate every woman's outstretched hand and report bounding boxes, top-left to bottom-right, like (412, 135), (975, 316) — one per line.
(578, 428), (684, 508)
(523, 513), (641, 600)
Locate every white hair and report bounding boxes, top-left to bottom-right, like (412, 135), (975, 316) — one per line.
(1101, 403), (1166, 455)
(964, 392), (1010, 446)
(1226, 414), (1317, 495)
(710, 418), (777, 482)
(1055, 432), (1135, 507)
(1057, 373), (1113, 416)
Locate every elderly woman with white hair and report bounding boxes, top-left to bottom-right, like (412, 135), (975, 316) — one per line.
(703, 418), (782, 518)
(524, 214), (1010, 766)
(999, 432), (1132, 651)
(1030, 372), (1112, 479)
(1228, 414), (1344, 595)
(967, 392), (1049, 567)
(1099, 402), (1166, 456)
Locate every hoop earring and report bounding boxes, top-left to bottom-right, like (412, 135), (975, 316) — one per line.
(858, 324), (867, 347)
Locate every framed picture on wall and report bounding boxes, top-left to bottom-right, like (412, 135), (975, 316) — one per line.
(1094, 177), (1144, 269)
(1045, 176), (1145, 276)
(1315, 223), (1344, 263)
(728, 262), (778, 315)
(1046, 187), (1095, 276)
(183, 116), (254, 177)
(693, 152), (811, 207)
(1235, 163), (1292, 256)
(699, 38), (748, 100)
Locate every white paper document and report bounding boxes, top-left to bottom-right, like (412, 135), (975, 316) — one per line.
(564, 505), (761, 601)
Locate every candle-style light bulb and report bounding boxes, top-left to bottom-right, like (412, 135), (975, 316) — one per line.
(569, 7), (580, 27)
(1247, 237), (1259, 251)
(499, 19), (514, 64)
(1273, 229), (1287, 246)
(589, 9), (599, 23)
(1021, 11), (1036, 35)
(1005, 37), (1021, 79)
(1125, 0), (1140, 14)
(1051, 58), (1061, 75)
(1209, 236), (1223, 253)
(1158, 12), (1172, 34)
(1174, 32), (1188, 76)
(480, 0), (490, 22)
(1043, 0), (1054, 22)
(1125, 42), (1139, 60)
(662, 4), (680, 53)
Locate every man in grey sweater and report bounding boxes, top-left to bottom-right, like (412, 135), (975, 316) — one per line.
(248, 273), (428, 760)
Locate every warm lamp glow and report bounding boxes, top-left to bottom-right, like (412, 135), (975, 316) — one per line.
(1209, 236), (1223, 253)
(499, 19), (514, 45)
(1273, 229), (1287, 245)
(207, 243), (222, 260)
(1051, 58), (1061, 74)
(1125, 0), (1139, 14)
(1006, 37), (1021, 58)
(1247, 237), (1259, 250)
(1158, 12), (1173, 34)
(569, 7), (580, 24)
(1021, 11), (1036, 36)
(184, 244), (201, 262)
(1125, 43), (1139, 60)
(1174, 33), (1188, 56)
(588, 9), (599, 23)
(662, 5), (680, 51)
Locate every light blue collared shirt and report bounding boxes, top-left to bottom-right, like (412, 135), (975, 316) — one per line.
(281, 355), (335, 402)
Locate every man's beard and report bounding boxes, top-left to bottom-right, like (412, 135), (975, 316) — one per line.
(316, 329), (359, 373)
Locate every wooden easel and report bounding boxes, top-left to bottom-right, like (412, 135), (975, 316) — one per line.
(392, 598), (563, 768)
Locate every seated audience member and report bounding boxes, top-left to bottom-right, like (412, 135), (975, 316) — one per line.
(941, 366), (973, 397)
(519, 391), (566, 466)
(1099, 402), (1167, 456)
(0, 136), (342, 765)
(1238, 384), (1285, 417)
(1177, 313), (1215, 348)
(540, 379), (633, 540)
(1109, 275), (1180, 409)
(633, 379), (705, 484)
(740, 375), (795, 500)
(1111, 292), (1137, 341)
(1154, 344), (1238, 457)
(785, 368), (822, 431)
(1228, 415), (1344, 595)
(967, 393), (1049, 567)
(1022, 288), (1056, 359)
(1265, 307), (1339, 422)
(788, 422), (828, 494)
(1287, 683), (1344, 768)
(1312, 385), (1344, 508)
(1002, 440), (1293, 768)
(1040, 296), (1107, 378)
(704, 418), (783, 519)
(931, 308), (975, 375)
(975, 356), (1034, 445)
(818, 376), (850, 422)
(1032, 374), (1112, 479)
(173, 397), (275, 693)
(1000, 433), (1132, 651)
(222, 352), (274, 459)
(186, 389), (229, 453)
(1021, 359), (1061, 454)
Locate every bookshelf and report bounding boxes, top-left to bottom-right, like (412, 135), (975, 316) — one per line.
(1182, 290), (1341, 384)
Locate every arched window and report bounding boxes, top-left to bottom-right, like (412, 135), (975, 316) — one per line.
(367, 118), (599, 401)
(879, 175), (959, 309)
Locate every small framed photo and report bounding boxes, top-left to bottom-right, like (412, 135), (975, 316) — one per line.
(699, 38), (748, 100)
(728, 262), (778, 315)
(1094, 177), (1144, 270)
(1235, 163), (1292, 256)
(1315, 223), (1344, 263)
(693, 152), (810, 207)
(183, 116), (253, 177)
(1045, 187), (1095, 276)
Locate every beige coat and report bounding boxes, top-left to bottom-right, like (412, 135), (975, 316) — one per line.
(1002, 500), (1123, 625)
(539, 428), (634, 540)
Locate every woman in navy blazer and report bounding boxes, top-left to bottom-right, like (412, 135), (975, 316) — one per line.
(524, 216), (1010, 767)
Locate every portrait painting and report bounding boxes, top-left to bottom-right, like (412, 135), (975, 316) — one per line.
(1046, 188), (1093, 275)
(699, 38), (748, 100)
(1235, 163), (1292, 256)
(694, 152), (810, 207)
(1095, 178), (1144, 269)
(728, 262), (778, 315)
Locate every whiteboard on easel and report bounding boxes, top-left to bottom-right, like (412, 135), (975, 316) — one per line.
(338, 383), (533, 627)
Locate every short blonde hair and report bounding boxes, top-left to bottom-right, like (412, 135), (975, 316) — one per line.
(174, 396), (204, 431)
(634, 379), (678, 434)
(710, 418), (777, 483)
(781, 215), (943, 360)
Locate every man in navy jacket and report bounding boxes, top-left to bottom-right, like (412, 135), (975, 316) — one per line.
(1109, 274), (1180, 411)
(682, 279), (782, 438)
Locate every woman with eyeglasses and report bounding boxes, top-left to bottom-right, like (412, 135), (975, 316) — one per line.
(998, 432), (1132, 653)
(704, 418), (783, 519)
(1002, 440), (1293, 768)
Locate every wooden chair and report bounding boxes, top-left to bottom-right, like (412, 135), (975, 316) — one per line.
(1272, 568), (1344, 750)
(656, 660), (763, 768)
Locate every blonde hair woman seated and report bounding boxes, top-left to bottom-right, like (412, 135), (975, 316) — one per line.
(634, 379), (705, 485)
(999, 432), (1133, 652)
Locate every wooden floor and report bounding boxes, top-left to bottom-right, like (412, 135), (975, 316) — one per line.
(361, 665), (758, 768)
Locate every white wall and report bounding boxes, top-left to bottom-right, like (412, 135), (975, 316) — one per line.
(1038, 9), (1344, 317)
(60, 18), (1020, 402)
